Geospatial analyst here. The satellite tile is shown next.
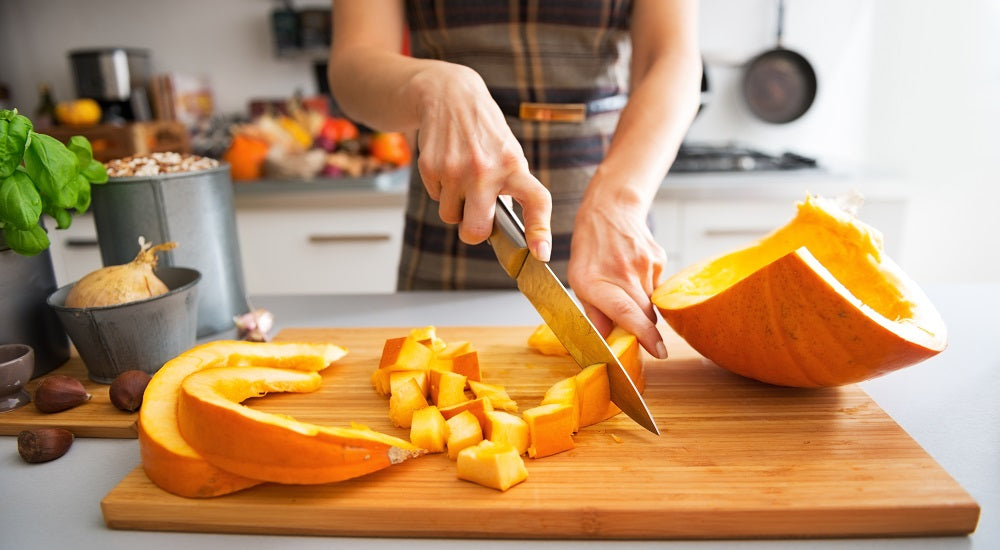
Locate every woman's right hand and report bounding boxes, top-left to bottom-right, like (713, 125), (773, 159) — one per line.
(408, 64), (552, 262)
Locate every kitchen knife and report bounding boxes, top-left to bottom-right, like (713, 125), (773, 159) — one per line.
(489, 198), (660, 435)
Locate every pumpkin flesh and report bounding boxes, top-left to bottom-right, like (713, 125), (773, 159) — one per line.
(176, 366), (422, 485)
(652, 195), (947, 387)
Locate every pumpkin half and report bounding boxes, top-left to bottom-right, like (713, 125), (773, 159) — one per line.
(651, 195), (947, 387)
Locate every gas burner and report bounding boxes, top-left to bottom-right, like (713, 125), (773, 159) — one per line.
(670, 143), (819, 173)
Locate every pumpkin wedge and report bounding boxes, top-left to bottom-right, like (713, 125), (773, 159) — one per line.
(138, 340), (347, 498)
(177, 366), (423, 485)
(652, 195), (947, 387)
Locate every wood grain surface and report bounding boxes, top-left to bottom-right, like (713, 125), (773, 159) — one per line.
(0, 357), (138, 438)
(100, 326), (980, 539)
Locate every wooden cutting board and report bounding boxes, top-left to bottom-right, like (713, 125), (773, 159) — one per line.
(100, 326), (980, 539)
(0, 357), (138, 438)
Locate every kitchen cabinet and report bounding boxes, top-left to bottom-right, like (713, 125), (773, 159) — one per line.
(235, 204), (404, 295)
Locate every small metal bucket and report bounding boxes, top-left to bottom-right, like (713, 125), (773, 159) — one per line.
(90, 165), (249, 337)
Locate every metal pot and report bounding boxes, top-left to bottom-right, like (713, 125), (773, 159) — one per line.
(90, 165), (250, 338)
(69, 48), (150, 102)
(742, 0), (817, 123)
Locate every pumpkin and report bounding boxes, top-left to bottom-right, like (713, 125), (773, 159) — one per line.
(456, 440), (529, 491)
(651, 195), (947, 387)
(137, 340), (347, 498)
(176, 366), (422, 485)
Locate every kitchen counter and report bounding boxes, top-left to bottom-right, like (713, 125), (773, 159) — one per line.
(231, 167), (907, 209)
(3, 283), (994, 549)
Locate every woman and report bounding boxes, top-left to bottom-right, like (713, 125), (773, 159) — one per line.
(328, 0), (701, 360)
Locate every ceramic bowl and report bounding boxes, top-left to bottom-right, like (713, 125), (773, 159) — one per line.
(0, 344), (34, 412)
(47, 267), (200, 383)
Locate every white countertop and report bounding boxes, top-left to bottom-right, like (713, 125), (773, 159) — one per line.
(4, 284), (992, 549)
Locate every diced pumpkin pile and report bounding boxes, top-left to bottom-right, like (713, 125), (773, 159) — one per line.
(371, 325), (644, 491)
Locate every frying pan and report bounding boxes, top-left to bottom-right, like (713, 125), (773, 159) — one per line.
(742, 0), (817, 123)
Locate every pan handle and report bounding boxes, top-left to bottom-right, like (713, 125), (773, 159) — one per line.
(776, 0), (786, 47)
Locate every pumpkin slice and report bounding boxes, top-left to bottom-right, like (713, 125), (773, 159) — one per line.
(138, 340), (347, 498)
(176, 366), (423, 485)
(523, 403), (575, 458)
(652, 195), (947, 387)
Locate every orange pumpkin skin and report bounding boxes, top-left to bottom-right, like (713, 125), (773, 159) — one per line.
(653, 196), (947, 388)
(176, 366), (422, 485)
(137, 341), (347, 497)
(659, 249), (944, 387)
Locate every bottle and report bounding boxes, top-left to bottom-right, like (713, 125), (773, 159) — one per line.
(34, 84), (57, 128)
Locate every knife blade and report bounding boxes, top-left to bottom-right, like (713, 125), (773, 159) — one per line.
(488, 198), (660, 435)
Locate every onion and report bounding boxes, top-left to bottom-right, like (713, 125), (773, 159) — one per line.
(65, 237), (179, 308)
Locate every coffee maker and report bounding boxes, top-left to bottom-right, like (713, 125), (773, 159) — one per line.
(69, 48), (152, 123)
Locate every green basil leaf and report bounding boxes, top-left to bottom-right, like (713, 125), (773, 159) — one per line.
(83, 158), (109, 183)
(0, 170), (43, 230)
(23, 132), (78, 205)
(44, 203), (72, 230)
(1, 224), (49, 256)
(74, 174), (92, 212)
(0, 111), (33, 179)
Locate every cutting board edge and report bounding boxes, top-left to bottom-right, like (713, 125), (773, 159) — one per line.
(100, 467), (981, 540)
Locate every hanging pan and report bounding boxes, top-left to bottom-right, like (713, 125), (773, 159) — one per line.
(742, 0), (817, 123)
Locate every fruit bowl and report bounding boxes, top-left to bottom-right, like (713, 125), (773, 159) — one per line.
(47, 267), (200, 383)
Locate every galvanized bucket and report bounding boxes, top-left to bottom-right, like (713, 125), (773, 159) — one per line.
(90, 164), (249, 337)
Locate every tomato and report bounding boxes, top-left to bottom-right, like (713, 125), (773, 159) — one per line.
(369, 132), (412, 166)
(319, 117), (359, 144)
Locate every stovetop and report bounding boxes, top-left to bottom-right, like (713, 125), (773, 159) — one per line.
(670, 143), (819, 173)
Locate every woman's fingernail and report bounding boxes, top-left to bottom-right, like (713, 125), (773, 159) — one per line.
(534, 240), (551, 262)
(655, 342), (668, 359)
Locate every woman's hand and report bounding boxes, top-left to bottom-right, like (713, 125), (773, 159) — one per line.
(409, 65), (552, 261)
(568, 194), (669, 360)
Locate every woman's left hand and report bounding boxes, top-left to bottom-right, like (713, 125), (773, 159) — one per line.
(568, 197), (669, 360)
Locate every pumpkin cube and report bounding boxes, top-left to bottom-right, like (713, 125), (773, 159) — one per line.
(469, 380), (518, 412)
(380, 336), (434, 372)
(437, 340), (473, 359)
(456, 440), (529, 491)
(541, 376), (580, 433)
(484, 410), (529, 455)
(429, 369), (468, 408)
(439, 397), (493, 429)
(527, 323), (570, 356)
(446, 410), (483, 460)
(410, 406), (450, 453)
(450, 351), (481, 384)
(522, 403), (575, 458)
(575, 363), (616, 428)
(388, 378), (429, 428)
(389, 370), (428, 397)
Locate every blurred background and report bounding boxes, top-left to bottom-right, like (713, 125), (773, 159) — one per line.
(1, 0), (997, 288)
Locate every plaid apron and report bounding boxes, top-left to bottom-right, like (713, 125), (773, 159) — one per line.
(399, 0), (633, 290)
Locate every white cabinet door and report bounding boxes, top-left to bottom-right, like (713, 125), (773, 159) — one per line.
(236, 206), (404, 294)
